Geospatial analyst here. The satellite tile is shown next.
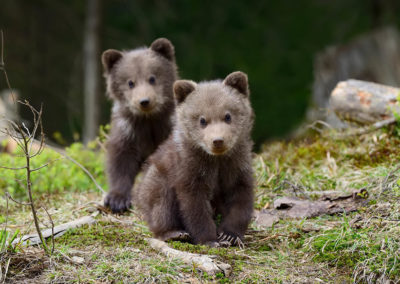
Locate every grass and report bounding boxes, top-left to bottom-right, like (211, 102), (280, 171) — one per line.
(2, 126), (400, 282)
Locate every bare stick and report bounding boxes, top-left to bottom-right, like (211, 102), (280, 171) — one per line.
(0, 165), (27, 170)
(335, 117), (396, 139)
(147, 238), (232, 276)
(45, 144), (105, 194)
(0, 31), (51, 256)
(41, 207), (55, 254)
(12, 215), (97, 246)
(31, 158), (62, 172)
(6, 192), (31, 206)
(22, 131), (49, 255)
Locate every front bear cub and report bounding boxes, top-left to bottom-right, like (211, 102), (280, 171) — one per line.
(135, 71), (254, 247)
(102, 38), (178, 213)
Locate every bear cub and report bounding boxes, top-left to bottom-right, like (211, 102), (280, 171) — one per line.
(102, 38), (178, 213)
(135, 71), (254, 247)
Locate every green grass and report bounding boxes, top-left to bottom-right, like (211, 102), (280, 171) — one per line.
(2, 127), (400, 282)
(0, 142), (107, 201)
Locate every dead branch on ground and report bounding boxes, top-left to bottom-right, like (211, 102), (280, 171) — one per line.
(147, 238), (232, 276)
(12, 215), (97, 247)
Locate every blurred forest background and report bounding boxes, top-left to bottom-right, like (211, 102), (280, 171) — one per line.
(1, 0), (400, 148)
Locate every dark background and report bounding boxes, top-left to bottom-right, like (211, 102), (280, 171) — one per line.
(1, 0), (400, 148)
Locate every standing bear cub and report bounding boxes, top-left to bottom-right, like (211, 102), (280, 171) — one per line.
(102, 38), (178, 213)
(135, 71), (254, 247)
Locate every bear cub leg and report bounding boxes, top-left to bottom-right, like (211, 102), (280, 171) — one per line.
(105, 142), (141, 213)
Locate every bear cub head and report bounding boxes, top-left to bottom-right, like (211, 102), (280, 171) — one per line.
(173, 71), (253, 156)
(102, 38), (177, 117)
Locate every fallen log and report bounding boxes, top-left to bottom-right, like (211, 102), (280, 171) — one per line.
(147, 238), (231, 276)
(330, 79), (400, 124)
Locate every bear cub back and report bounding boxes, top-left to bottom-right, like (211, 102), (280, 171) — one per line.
(102, 38), (178, 213)
(135, 71), (254, 247)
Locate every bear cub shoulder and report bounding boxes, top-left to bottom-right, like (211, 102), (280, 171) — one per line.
(135, 71), (254, 247)
(102, 38), (178, 213)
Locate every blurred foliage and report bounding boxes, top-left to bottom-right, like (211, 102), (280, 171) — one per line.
(0, 143), (107, 200)
(1, 0), (400, 147)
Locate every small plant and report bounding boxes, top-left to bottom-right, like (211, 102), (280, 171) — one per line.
(0, 30), (53, 256)
(0, 228), (19, 254)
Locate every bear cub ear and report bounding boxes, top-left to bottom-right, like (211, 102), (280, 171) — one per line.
(150, 38), (175, 61)
(224, 71), (249, 97)
(173, 80), (197, 104)
(102, 49), (123, 73)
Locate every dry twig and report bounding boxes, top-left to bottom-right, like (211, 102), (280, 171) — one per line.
(0, 30), (53, 256)
(147, 238), (232, 276)
(12, 215), (97, 247)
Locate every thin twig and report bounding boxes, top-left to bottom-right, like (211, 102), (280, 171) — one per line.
(23, 130), (49, 255)
(0, 165), (27, 170)
(306, 120), (333, 134)
(45, 144), (106, 194)
(335, 117), (397, 139)
(30, 158), (63, 172)
(6, 192), (31, 206)
(0, 31), (51, 256)
(41, 207), (55, 254)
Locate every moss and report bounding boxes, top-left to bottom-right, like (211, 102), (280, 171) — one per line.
(5, 127), (400, 282)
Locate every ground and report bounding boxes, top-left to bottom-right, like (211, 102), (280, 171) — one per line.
(1, 125), (400, 283)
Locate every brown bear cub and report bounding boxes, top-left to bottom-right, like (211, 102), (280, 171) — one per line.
(135, 71), (254, 247)
(102, 38), (178, 213)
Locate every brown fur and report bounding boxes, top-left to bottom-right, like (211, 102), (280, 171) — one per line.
(135, 72), (254, 246)
(102, 38), (178, 213)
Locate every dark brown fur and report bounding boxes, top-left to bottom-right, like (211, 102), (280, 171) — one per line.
(102, 38), (178, 213)
(135, 72), (254, 246)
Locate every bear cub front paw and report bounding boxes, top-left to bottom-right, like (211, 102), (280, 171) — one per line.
(104, 191), (131, 213)
(218, 232), (244, 248)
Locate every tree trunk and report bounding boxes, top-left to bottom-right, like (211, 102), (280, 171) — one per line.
(83, 0), (101, 144)
(329, 79), (400, 124)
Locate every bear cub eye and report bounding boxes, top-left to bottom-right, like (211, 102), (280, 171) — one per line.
(224, 113), (232, 123)
(128, 80), (135, 89)
(149, 76), (156, 85)
(199, 117), (207, 127)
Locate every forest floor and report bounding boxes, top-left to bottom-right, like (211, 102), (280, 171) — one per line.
(1, 125), (400, 283)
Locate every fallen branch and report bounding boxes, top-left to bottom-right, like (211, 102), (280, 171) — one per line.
(147, 238), (231, 276)
(12, 215), (97, 247)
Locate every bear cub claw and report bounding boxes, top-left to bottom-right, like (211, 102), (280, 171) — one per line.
(104, 192), (132, 213)
(218, 232), (244, 248)
(160, 231), (191, 242)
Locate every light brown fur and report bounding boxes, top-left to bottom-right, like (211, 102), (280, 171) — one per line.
(135, 72), (254, 246)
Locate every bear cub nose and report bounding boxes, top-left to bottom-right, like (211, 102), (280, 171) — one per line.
(213, 138), (224, 148)
(140, 98), (150, 108)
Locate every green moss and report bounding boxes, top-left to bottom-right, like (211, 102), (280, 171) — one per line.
(5, 127), (400, 282)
